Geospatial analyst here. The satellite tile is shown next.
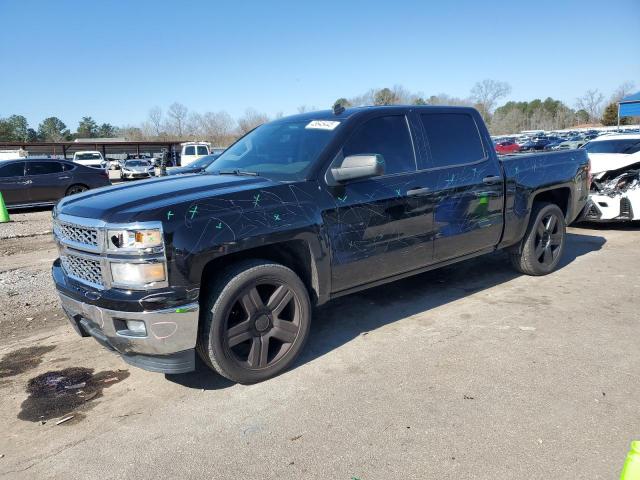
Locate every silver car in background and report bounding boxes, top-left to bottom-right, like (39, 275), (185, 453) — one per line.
(119, 159), (155, 180)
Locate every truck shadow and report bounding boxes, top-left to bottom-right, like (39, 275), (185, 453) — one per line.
(299, 231), (604, 367)
(168, 231), (605, 390)
(572, 221), (640, 231)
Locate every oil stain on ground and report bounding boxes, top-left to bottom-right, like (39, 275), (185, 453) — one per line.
(0, 345), (56, 379)
(18, 367), (129, 422)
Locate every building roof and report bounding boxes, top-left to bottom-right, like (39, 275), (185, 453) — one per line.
(74, 137), (128, 143)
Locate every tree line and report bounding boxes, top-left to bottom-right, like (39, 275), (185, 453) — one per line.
(0, 80), (636, 145)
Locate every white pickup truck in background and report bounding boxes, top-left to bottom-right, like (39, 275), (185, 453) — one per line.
(180, 142), (210, 167)
(72, 150), (107, 169)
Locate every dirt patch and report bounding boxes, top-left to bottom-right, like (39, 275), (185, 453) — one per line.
(18, 367), (130, 422)
(0, 234), (55, 259)
(0, 345), (56, 379)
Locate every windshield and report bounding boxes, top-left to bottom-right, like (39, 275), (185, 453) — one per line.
(76, 153), (101, 160)
(583, 139), (640, 154)
(188, 154), (217, 169)
(125, 160), (149, 167)
(205, 120), (339, 180)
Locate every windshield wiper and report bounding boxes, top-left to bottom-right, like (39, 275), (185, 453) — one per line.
(217, 169), (259, 176)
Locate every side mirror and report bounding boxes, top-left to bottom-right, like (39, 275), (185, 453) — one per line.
(330, 154), (384, 183)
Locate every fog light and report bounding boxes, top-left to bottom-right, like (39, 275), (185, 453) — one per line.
(126, 320), (146, 335)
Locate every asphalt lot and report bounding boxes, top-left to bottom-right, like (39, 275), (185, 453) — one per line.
(0, 211), (639, 479)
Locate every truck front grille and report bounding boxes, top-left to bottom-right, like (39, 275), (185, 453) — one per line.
(60, 253), (104, 288)
(54, 221), (100, 249)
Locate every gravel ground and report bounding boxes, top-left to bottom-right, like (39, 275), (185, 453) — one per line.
(0, 209), (62, 339)
(0, 267), (61, 339)
(0, 209), (53, 239)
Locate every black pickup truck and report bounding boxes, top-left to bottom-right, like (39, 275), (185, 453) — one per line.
(52, 106), (589, 383)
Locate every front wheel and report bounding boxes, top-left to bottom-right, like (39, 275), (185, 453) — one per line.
(65, 184), (88, 196)
(197, 260), (311, 384)
(510, 202), (566, 275)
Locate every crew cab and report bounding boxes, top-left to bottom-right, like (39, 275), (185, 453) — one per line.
(51, 106), (590, 383)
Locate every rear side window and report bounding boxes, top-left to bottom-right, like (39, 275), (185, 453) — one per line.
(63, 162), (76, 171)
(196, 146), (208, 155)
(27, 162), (64, 176)
(184, 146), (196, 155)
(343, 115), (415, 175)
(420, 113), (486, 168)
(0, 162), (25, 177)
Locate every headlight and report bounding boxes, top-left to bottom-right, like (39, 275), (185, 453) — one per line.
(110, 262), (166, 287)
(107, 228), (163, 251)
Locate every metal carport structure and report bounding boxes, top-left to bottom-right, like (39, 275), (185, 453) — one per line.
(0, 140), (189, 161)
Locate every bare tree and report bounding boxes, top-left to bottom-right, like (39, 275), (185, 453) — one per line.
(148, 106), (163, 137)
(576, 89), (605, 123)
(237, 109), (269, 135)
(426, 93), (472, 107)
(470, 79), (512, 121)
(167, 102), (189, 137)
(612, 81), (636, 102)
(297, 105), (317, 113)
(199, 111), (236, 146)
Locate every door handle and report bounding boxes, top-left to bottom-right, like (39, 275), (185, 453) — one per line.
(482, 175), (501, 185)
(58, 176), (70, 180)
(406, 187), (430, 196)
(20, 179), (33, 185)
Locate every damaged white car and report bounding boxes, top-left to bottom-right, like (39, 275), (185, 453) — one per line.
(582, 134), (640, 222)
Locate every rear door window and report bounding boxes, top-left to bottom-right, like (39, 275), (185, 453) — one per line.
(342, 115), (416, 175)
(0, 162), (25, 177)
(184, 146), (196, 155)
(196, 146), (208, 155)
(420, 113), (487, 168)
(27, 162), (64, 176)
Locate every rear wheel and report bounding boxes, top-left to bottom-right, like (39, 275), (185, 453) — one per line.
(510, 202), (566, 276)
(65, 184), (88, 196)
(197, 260), (311, 384)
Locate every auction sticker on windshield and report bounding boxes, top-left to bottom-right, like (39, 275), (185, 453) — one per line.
(305, 120), (340, 130)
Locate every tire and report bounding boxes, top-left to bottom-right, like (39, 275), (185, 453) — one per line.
(510, 202), (566, 276)
(65, 184), (88, 196)
(196, 259), (311, 384)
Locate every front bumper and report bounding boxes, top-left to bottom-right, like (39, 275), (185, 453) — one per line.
(581, 193), (637, 222)
(122, 172), (154, 179)
(58, 292), (199, 374)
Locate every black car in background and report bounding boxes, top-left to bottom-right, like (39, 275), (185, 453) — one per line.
(0, 157), (111, 209)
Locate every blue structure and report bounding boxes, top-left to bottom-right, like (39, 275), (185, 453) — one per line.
(618, 92), (640, 124)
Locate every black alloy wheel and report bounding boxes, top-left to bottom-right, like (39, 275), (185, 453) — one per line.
(197, 260), (311, 384)
(533, 211), (563, 267)
(224, 282), (302, 370)
(509, 202), (566, 276)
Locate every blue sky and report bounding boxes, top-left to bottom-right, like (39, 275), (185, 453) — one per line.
(1, 0), (638, 130)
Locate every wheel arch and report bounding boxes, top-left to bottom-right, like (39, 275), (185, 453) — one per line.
(65, 183), (89, 195)
(199, 239), (325, 307)
(531, 186), (571, 219)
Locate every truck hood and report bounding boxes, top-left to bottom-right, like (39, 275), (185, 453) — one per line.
(57, 173), (276, 222)
(589, 153), (640, 176)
